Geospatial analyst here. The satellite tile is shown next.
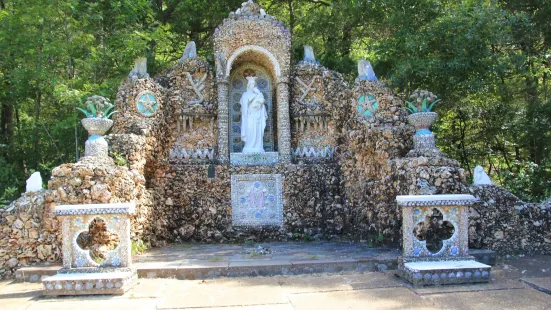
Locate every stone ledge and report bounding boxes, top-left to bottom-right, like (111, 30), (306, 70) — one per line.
(230, 152), (279, 166)
(42, 270), (137, 296)
(396, 194), (477, 207)
(398, 260), (491, 287)
(54, 203), (136, 216)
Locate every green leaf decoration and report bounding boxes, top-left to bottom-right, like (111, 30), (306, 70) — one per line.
(427, 99), (441, 112)
(105, 111), (119, 119)
(87, 103), (97, 116)
(76, 107), (91, 117)
(103, 105), (115, 117)
(406, 101), (418, 113)
(421, 98), (427, 112)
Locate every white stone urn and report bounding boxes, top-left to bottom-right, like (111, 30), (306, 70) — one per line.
(407, 112), (438, 134)
(81, 118), (114, 157)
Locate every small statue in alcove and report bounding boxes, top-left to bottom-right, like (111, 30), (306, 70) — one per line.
(240, 76), (267, 153)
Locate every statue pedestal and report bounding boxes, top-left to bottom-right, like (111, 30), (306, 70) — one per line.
(407, 133), (442, 157)
(230, 152), (279, 166)
(396, 195), (491, 287)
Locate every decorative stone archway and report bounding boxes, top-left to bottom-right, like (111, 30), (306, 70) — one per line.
(215, 46), (291, 164)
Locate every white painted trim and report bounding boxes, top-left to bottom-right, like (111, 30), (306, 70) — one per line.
(225, 45), (281, 77)
(396, 194), (476, 203)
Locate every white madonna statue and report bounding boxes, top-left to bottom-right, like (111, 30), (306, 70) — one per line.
(240, 76), (267, 153)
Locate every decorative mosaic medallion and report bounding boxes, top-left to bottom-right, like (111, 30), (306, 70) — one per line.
(357, 93), (379, 118)
(136, 91), (159, 117)
(231, 174), (283, 227)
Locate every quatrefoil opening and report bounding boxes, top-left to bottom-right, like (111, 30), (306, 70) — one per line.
(413, 208), (455, 254)
(76, 218), (120, 265)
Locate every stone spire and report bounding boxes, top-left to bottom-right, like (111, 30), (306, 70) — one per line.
(303, 46), (316, 63)
(357, 60), (377, 81)
(179, 41), (197, 63)
(236, 0), (263, 16)
(128, 57), (149, 79)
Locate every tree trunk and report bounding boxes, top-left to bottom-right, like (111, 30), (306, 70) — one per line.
(33, 21), (45, 170)
(0, 103), (14, 145)
(288, 0), (294, 36)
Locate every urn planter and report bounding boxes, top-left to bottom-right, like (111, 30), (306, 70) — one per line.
(407, 112), (438, 134)
(406, 112), (442, 157)
(81, 118), (113, 158)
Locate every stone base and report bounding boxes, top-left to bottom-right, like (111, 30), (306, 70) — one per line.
(398, 260), (491, 287)
(230, 152), (279, 166)
(85, 135), (109, 157)
(42, 269), (137, 296)
(407, 133), (442, 157)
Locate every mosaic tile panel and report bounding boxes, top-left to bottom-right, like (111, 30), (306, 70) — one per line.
(231, 174), (283, 227)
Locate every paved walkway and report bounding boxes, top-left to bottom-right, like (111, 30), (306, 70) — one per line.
(2, 255), (551, 309)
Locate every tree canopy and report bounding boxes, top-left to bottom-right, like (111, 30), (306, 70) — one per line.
(1, 0), (550, 204)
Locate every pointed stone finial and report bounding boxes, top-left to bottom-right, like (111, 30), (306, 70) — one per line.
(26, 172), (42, 193)
(358, 60), (377, 81)
(180, 41), (197, 63)
(129, 57), (149, 79)
(303, 46), (317, 63)
(473, 166), (493, 185)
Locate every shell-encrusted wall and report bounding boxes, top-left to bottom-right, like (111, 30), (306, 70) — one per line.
(291, 61), (349, 162)
(112, 78), (165, 137)
(158, 57), (218, 163)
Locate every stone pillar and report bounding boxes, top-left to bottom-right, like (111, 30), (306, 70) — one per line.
(276, 77), (291, 163)
(216, 77), (230, 163)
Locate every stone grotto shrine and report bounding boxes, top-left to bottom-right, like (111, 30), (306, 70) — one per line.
(1, 0), (550, 281)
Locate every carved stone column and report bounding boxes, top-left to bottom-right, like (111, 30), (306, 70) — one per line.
(216, 77), (230, 163)
(276, 77), (292, 163)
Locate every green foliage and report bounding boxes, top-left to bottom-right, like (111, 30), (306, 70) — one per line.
(0, 0), (550, 203)
(131, 239), (148, 256)
(110, 151), (128, 167)
(291, 232), (314, 242)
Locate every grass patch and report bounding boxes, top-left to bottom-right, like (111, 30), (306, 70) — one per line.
(131, 239), (148, 256)
(208, 256), (226, 262)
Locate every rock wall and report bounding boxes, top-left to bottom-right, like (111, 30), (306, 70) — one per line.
(339, 79), (468, 245)
(468, 185), (551, 255)
(0, 191), (59, 279)
(0, 157), (158, 279)
(149, 163), (345, 242)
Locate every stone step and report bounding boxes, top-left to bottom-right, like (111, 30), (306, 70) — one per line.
(14, 248), (497, 283)
(399, 260), (492, 287)
(42, 270), (137, 296)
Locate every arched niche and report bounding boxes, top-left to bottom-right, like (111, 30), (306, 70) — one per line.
(227, 48), (279, 155)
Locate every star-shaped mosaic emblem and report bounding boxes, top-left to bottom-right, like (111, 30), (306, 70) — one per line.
(136, 92), (158, 116)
